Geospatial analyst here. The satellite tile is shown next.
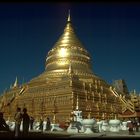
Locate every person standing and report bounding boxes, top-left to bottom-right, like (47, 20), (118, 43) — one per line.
(14, 107), (22, 137)
(0, 112), (9, 131)
(30, 116), (34, 130)
(39, 118), (43, 132)
(46, 117), (51, 131)
(127, 121), (135, 135)
(22, 108), (30, 137)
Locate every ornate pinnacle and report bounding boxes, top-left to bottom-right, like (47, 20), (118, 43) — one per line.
(13, 76), (18, 87)
(67, 10), (71, 22)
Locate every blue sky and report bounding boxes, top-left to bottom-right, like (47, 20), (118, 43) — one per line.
(0, 3), (140, 94)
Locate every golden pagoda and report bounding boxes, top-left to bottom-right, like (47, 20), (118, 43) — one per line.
(0, 12), (139, 122)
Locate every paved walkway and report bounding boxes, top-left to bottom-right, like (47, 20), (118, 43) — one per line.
(0, 130), (140, 138)
(43, 130), (140, 138)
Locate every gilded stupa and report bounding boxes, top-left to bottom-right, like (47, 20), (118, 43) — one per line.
(0, 12), (139, 122)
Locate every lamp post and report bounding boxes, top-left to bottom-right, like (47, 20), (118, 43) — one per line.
(40, 100), (44, 119)
(52, 96), (58, 124)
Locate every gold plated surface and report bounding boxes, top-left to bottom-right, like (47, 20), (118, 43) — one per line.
(45, 14), (93, 78)
(0, 13), (139, 122)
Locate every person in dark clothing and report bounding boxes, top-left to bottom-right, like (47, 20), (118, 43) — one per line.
(39, 118), (43, 132)
(133, 120), (139, 132)
(22, 108), (30, 137)
(0, 112), (9, 131)
(30, 116), (34, 130)
(127, 121), (135, 135)
(46, 117), (51, 131)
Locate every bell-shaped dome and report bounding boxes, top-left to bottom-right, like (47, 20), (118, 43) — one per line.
(45, 13), (93, 78)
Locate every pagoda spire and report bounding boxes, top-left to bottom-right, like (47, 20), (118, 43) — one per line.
(67, 9), (71, 22)
(133, 89), (136, 95)
(13, 76), (18, 88)
(10, 84), (13, 89)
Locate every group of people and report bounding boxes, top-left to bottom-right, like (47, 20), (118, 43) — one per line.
(0, 107), (51, 137)
(127, 120), (139, 135)
(0, 107), (32, 137)
(14, 107), (31, 137)
(14, 107), (51, 137)
(39, 117), (51, 132)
